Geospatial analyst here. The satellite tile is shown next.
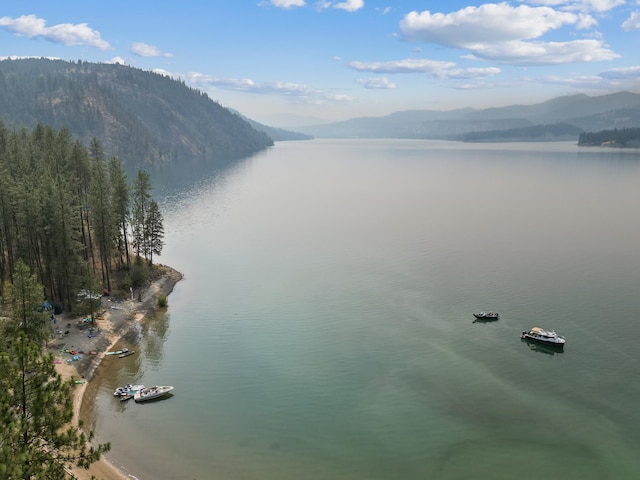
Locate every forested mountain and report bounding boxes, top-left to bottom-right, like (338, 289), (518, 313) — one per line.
(295, 91), (640, 142)
(0, 58), (274, 167)
(460, 123), (583, 142)
(578, 127), (640, 147)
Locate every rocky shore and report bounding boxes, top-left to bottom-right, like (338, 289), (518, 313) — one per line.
(49, 264), (184, 480)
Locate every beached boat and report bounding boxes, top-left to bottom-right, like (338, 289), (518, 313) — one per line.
(473, 311), (499, 320)
(119, 350), (136, 358)
(134, 385), (174, 403)
(520, 327), (565, 347)
(113, 383), (145, 397)
(106, 348), (129, 356)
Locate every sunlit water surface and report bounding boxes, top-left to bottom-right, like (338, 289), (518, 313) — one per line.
(82, 140), (640, 479)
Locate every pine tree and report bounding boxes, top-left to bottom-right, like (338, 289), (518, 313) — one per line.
(108, 157), (131, 269)
(5, 260), (49, 347)
(145, 200), (164, 265)
(0, 260), (110, 478)
(131, 170), (152, 259)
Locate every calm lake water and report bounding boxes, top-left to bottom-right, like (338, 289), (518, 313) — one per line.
(83, 139), (640, 479)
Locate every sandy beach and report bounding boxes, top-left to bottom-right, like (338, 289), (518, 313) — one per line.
(49, 265), (183, 480)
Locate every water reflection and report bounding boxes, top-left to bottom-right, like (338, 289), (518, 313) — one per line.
(521, 337), (565, 356)
(139, 310), (170, 365)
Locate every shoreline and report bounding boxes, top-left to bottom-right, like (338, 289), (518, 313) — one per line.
(50, 264), (184, 480)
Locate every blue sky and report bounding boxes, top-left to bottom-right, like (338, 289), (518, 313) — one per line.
(1, 1), (640, 126)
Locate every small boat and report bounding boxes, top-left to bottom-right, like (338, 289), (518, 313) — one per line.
(119, 350), (136, 358)
(134, 385), (174, 403)
(113, 383), (145, 397)
(106, 348), (129, 356)
(520, 327), (566, 347)
(473, 311), (499, 320)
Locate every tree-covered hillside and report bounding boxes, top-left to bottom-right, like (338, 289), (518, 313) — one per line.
(0, 58), (274, 167)
(459, 123), (583, 142)
(578, 127), (640, 147)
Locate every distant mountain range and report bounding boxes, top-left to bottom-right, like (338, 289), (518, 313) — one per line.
(0, 58), (281, 168)
(2, 58), (639, 160)
(295, 91), (640, 142)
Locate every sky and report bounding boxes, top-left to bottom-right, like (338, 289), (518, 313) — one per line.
(1, 1), (640, 127)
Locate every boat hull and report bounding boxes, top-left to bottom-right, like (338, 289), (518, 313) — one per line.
(134, 385), (174, 403)
(520, 328), (565, 348)
(473, 312), (499, 320)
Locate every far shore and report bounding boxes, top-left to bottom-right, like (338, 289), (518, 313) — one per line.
(50, 265), (184, 480)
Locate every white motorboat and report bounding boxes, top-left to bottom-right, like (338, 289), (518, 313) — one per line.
(520, 327), (566, 347)
(113, 383), (145, 397)
(134, 385), (174, 402)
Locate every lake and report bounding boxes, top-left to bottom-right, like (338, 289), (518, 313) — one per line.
(82, 139), (640, 479)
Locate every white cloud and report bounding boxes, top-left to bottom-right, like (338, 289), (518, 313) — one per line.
(400, 4), (585, 46)
(316, 0), (364, 12)
(599, 65), (640, 79)
(177, 71), (352, 105)
(332, 0), (364, 12)
(130, 42), (173, 58)
(434, 67), (502, 79)
(355, 77), (396, 89)
(469, 39), (618, 64)
(107, 56), (127, 65)
(0, 14), (111, 50)
(520, 0), (625, 13)
(398, 4), (618, 65)
(348, 58), (456, 73)
(621, 11), (640, 30)
(264, 0), (306, 7)
(537, 73), (613, 88)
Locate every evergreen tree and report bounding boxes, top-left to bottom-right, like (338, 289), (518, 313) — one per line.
(0, 261), (110, 478)
(131, 170), (152, 259)
(5, 259), (49, 347)
(88, 139), (114, 292)
(108, 157), (131, 269)
(145, 200), (164, 265)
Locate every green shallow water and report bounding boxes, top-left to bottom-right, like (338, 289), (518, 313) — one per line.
(83, 140), (640, 479)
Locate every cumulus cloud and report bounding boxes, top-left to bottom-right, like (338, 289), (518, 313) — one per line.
(130, 42), (173, 57)
(0, 14), (111, 50)
(401, 4), (585, 45)
(398, 3), (618, 65)
(355, 77), (396, 89)
(621, 11), (640, 30)
(332, 0), (364, 12)
(348, 58), (456, 73)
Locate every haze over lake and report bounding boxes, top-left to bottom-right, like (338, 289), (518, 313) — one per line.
(84, 139), (640, 479)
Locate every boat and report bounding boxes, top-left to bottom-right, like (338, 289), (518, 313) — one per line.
(473, 311), (499, 320)
(106, 348), (129, 356)
(119, 350), (136, 358)
(134, 385), (174, 403)
(520, 327), (566, 347)
(113, 383), (145, 397)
